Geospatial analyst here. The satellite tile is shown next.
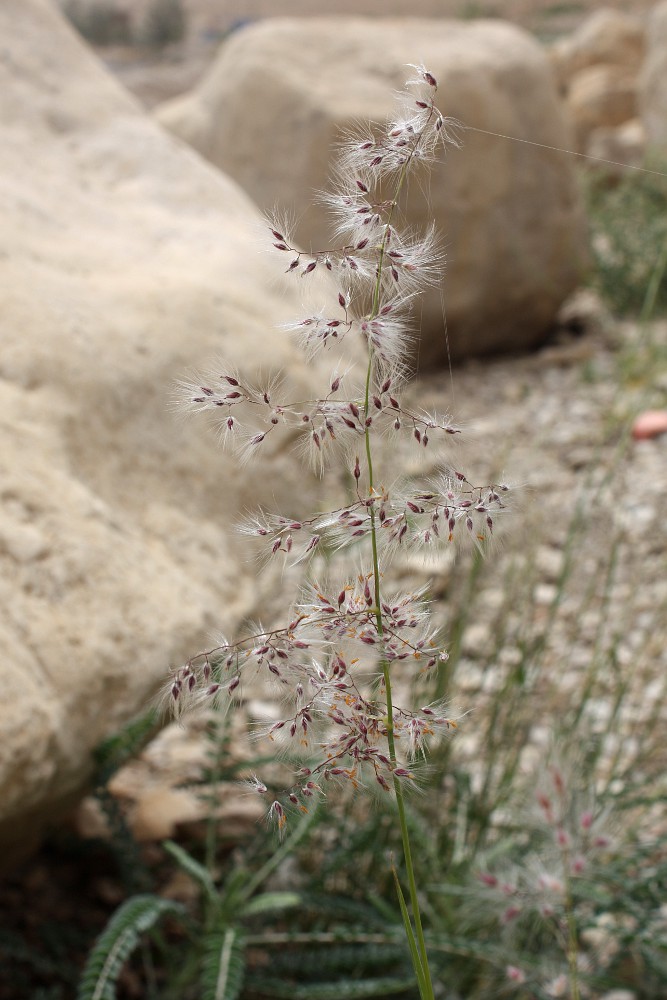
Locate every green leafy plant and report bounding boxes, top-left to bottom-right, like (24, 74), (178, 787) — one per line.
(586, 160), (667, 317)
(77, 895), (184, 1000)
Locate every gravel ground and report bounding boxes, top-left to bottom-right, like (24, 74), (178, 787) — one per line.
(399, 307), (667, 818)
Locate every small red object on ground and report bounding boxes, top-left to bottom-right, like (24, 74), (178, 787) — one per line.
(631, 410), (667, 440)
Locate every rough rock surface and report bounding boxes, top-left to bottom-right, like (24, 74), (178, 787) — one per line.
(155, 17), (588, 364)
(639, 1), (667, 147)
(550, 8), (645, 91)
(0, 0), (342, 859)
(567, 63), (637, 150)
(587, 118), (646, 173)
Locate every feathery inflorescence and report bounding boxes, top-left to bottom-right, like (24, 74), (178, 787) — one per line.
(168, 65), (510, 832)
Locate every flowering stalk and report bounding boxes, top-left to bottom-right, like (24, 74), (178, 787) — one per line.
(170, 66), (510, 997)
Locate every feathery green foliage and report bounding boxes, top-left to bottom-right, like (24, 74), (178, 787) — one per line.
(201, 928), (246, 1000)
(244, 976), (417, 998)
(77, 895), (183, 1000)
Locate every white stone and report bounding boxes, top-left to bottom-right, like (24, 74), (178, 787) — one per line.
(587, 118), (646, 174)
(550, 9), (645, 90)
(0, 0), (350, 859)
(567, 63), (637, 151)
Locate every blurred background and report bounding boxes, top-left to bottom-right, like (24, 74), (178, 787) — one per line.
(1, 1), (665, 997)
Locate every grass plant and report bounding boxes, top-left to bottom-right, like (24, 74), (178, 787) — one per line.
(158, 65), (505, 999)
(67, 68), (667, 1000)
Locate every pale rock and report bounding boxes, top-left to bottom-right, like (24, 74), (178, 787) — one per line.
(160, 868), (201, 904)
(585, 699), (613, 726)
(457, 664), (484, 693)
(497, 646), (523, 668)
(392, 548), (455, 599)
(535, 544), (564, 582)
(567, 63), (637, 151)
(560, 670), (583, 694)
(529, 724), (551, 748)
(156, 17), (587, 364)
(483, 588), (505, 610)
(73, 797), (111, 841)
(0, 0), (348, 860)
(534, 582), (558, 606)
(461, 622), (491, 658)
(639, 0), (667, 146)
(586, 118), (646, 174)
(129, 785), (207, 841)
(550, 8), (645, 92)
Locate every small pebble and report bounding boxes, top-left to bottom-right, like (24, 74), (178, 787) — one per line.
(632, 410), (667, 440)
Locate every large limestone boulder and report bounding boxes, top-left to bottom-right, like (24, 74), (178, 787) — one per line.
(587, 118), (646, 175)
(155, 18), (588, 364)
(0, 0), (339, 859)
(567, 63), (638, 151)
(550, 8), (645, 93)
(639, 1), (667, 147)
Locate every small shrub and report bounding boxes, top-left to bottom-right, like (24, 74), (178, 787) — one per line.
(586, 160), (667, 317)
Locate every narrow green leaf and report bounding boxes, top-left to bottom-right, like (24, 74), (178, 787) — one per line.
(241, 891), (301, 917)
(244, 976), (415, 998)
(163, 839), (217, 901)
(392, 868), (426, 999)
